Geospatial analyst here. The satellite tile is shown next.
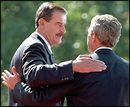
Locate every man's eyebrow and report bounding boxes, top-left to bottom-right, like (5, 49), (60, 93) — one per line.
(57, 22), (62, 24)
(57, 22), (66, 26)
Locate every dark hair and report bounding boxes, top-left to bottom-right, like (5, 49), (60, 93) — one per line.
(35, 2), (67, 28)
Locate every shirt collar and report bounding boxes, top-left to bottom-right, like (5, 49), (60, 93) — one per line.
(94, 46), (112, 53)
(34, 32), (52, 54)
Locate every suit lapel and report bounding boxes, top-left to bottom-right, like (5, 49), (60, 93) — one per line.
(31, 33), (55, 64)
(50, 53), (55, 63)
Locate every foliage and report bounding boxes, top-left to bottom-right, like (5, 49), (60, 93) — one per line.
(1, 1), (129, 106)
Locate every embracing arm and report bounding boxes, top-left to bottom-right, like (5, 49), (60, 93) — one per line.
(13, 81), (72, 106)
(22, 43), (74, 87)
(23, 43), (106, 88)
(2, 55), (106, 106)
(1, 68), (72, 106)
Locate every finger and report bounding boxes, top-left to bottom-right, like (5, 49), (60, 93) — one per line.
(1, 76), (6, 81)
(88, 59), (107, 68)
(79, 54), (91, 58)
(2, 81), (9, 88)
(93, 63), (107, 70)
(90, 66), (106, 71)
(90, 69), (103, 72)
(79, 56), (91, 59)
(85, 69), (102, 73)
(92, 59), (106, 65)
(79, 69), (102, 73)
(78, 57), (90, 60)
(12, 66), (17, 75)
(89, 64), (106, 70)
(80, 58), (107, 69)
(2, 72), (8, 80)
(4, 70), (11, 77)
(90, 62), (107, 68)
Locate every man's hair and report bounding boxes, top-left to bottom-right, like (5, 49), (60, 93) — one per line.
(88, 14), (122, 47)
(35, 2), (67, 29)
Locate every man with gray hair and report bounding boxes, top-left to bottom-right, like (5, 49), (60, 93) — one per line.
(2, 14), (129, 106)
(87, 14), (121, 50)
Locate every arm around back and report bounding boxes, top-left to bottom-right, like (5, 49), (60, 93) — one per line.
(22, 43), (74, 87)
(13, 81), (73, 106)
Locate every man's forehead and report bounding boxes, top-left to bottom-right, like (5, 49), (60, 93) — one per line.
(62, 14), (67, 23)
(51, 13), (67, 24)
(52, 11), (66, 18)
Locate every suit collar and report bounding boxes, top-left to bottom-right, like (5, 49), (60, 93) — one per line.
(33, 32), (52, 54)
(95, 48), (114, 55)
(93, 47), (112, 53)
(91, 48), (115, 59)
(30, 32), (52, 54)
(30, 32), (55, 63)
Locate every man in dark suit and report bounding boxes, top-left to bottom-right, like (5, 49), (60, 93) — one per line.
(2, 14), (128, 106)
(1, 2), (107, 106)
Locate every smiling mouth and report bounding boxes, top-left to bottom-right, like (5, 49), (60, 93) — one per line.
(56, 34), (63, 37)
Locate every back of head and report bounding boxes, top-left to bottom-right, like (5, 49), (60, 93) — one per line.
(35, 2), (67, 29)
(88, 14), (122, 47)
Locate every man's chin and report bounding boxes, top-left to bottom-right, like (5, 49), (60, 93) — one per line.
(56, 37), (62, 44)
(57, 40), (62, 44)
(54, 39), (62, 45)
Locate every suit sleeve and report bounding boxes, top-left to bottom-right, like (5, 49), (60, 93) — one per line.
(13, 81), (73, 106)
(22, 43), (74, 87)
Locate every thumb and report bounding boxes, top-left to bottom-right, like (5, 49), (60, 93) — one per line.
(79, 54), (91, 58)
(12, 66), (17, 75)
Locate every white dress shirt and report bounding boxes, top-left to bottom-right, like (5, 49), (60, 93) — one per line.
(91, 47), (112, 59)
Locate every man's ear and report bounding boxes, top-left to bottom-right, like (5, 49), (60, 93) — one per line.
(38, 18), (46, 27)
(92, 33), (99, 42)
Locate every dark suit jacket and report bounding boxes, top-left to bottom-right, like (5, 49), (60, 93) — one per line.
(9, 32), (74, 106)
(13, 49), (129, 106)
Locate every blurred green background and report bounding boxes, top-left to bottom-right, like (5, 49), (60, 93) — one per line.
(1, 1), (129, 106)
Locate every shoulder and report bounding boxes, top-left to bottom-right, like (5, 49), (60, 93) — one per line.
(116, 55), (129, 66)
(16, 35), (47, 56)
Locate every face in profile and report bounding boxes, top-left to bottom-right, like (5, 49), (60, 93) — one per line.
(44, 10), (67, 46)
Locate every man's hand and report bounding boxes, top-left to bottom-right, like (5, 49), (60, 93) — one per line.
(73, 54), (107, 73)
(1, 66), (21, 90)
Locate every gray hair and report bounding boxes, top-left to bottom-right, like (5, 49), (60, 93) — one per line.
(88, 14), (122, 47)
(35, 2), (67, 29)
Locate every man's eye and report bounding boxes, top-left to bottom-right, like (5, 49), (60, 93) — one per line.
(58, 23), (62, 26)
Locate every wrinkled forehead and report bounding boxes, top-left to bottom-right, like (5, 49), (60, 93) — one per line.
(62, 14), (67, 23)
(52, 10), (67, 23)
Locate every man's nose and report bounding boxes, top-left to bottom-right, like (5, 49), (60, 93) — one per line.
(61, 26), (66, 34)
